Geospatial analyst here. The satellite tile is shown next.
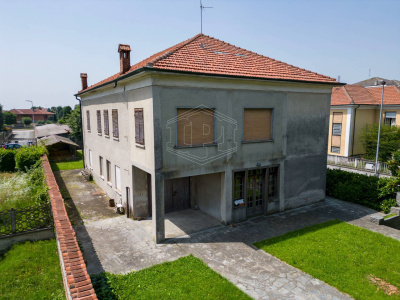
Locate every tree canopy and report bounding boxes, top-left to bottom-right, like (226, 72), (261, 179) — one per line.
(3, 111), (17, 125)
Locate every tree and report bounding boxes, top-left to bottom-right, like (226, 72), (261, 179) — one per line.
(66, 105), (82, 141)
(359, 124), (400, 162)
(56, 106), (63, 120)
(62, 106), (72, 117)
(0, 104), (4, 131)
(22, 117), (32, 127)
(3, 111), (17, 125)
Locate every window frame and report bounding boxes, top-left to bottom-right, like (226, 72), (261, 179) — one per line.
(242, 107), (274, 143)
(99, 156), (103, 177)
(384, 111), (396, 127)
(103, 110), (110, 136)
(86, 110), (90, 131)
(112, 109), (119, 139)
(96, 110), (102, 134)
(106, 160), (111, 184)
(332, 123), (342, 136)
(331, 146), (340, 153)
(135, 108), (145, 145)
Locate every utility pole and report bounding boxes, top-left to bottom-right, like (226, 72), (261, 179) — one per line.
(374, 80), (386, 176)
(25, 100), (35, 146)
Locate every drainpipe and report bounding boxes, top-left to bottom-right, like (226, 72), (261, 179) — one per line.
(351, 105), (360, 156)
(75, 96), (85, 169)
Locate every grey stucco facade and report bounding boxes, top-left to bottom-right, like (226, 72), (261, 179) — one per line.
(80, 71), (332, 243)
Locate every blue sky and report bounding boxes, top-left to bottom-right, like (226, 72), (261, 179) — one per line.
(0, 0), (399, 110)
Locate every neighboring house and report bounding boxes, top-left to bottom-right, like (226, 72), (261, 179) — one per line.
(354, 77), (400, 88)
(329, 84), (400, 157)
(9, 108), (55, 123)
(36, 124), (71, 138)
(75, 34), (341, 242)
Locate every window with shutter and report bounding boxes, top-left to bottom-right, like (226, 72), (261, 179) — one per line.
(384, 111), (396, 127)
(243, 109), (272, 142)
(112, 109), (119, 138)
(103, 110), (109, 136)
(135, 108), (145, 145)
(177, 108), (214, 147)
(97, 110), (101, 134)
(332, 123), (342, 135)
(331, 112), (343, 153)
(86, 110), (90, 131)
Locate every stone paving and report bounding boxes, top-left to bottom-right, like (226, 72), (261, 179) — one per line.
(60, 171), (400, 299)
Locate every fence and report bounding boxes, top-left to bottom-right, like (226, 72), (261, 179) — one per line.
(0, 204), (53, 237)
(327, 154), (391, 175)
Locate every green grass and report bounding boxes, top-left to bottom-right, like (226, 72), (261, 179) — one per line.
(254, 220), (400, 300)
(91, 255), (250, 300)
(384, 213), (397, 219)
(0, 239), (65, 299)
(50, 150), (83, 171)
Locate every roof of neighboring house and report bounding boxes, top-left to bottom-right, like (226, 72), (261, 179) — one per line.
(78, 34), (339, 95)
(39, 135), (79, 148)
(9, 108), (55, 115)
(354, 77), (400, 87)
(331, 85), (400, 106)
(35, 124), (71, 138)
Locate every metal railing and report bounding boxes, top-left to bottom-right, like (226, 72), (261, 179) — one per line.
(0, 204), (53, 237)
(327, 154), (391, 175)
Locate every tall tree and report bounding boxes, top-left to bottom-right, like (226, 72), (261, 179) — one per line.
(3, 111), (17, 125)
(62, 106), (72, 117)
(0, 104), (4, 131)
(66, 105), (82, 142)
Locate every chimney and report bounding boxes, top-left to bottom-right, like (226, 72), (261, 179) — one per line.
(118, 44), (131, 74)
(80, 73), (88, 90)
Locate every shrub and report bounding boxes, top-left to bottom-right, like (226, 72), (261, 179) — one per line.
(15, 146), (46, 172)
(326, 169), (399, 211)
(387, 150), (400, 176)
(46, 120), (53, 124)
(21, 117), (32, 126)
(0, 149), (16, 172)
(37, 120), (44, 125)
(3, 111), (17, 125)
(380, 199), (397, 214)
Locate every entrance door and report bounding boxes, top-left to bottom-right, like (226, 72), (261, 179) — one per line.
(246, 169), (265, 218)
(164, 177), (190, 213)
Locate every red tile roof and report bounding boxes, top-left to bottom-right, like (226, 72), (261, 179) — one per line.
(331, 85), (400, 106)
(9, 108), (55, 115)
(78, 34), (339, 94)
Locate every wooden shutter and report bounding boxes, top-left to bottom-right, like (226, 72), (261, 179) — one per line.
(177, 108), (214, 146)
(112, 109), (119, 138)
(333, 112), (343, 123)
(103, 110), (109, 136)
(244, 109), (272, 141)
(331, 135), (341, 147)
(97, 110), (101, 133)
(86, 110), (90, 131)
(135, 108), (144, 145)
(332, 123), (342, 135)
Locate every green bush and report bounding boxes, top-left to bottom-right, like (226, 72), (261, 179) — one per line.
(326, 169), (399, 211)
(387, 150), (400, 176)
(37, 120), (44, 125)
(21, 117), (32, 127)
(15, 147), (46, 172)
(46, 120), (53, 124)
(380, 199), (397, 214)
(0, 149), (16, 172)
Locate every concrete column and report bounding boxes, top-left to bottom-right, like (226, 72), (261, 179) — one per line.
(220, 170), (233, 225)
(152, 172), (165, 243)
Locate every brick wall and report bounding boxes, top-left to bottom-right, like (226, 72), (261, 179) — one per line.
(42, 155), (97, 300)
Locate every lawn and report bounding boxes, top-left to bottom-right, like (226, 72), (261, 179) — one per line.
(91, 255), (250, 300)
(254, 220), (400, 300)
(0, 239), (65, 299)
(50, 150), (83, 171)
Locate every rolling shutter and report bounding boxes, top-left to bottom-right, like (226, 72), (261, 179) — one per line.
(244, 109), (272, 141)
(177, 108), (214, 146)
(385, 112), (396, 118)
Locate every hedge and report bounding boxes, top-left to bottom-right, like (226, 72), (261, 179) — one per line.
(15, 147), (46, 172)
(326, 169), (398, 211)
(0, 149), (16, 172)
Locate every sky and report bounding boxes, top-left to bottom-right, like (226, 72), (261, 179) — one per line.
(0, 0), (399, 110)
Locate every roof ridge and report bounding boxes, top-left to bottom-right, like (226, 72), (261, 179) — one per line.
(342, 86), (354, 104)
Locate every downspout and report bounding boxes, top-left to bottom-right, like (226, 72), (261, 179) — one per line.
(351, 105), (360, 156)
(75, 96), (86, 169)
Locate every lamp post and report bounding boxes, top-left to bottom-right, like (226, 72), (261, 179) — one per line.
(374, 80), (386, 176)
(25, 100), (35, 145)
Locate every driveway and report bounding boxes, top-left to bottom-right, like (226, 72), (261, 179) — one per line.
(57, 170), (400, 299)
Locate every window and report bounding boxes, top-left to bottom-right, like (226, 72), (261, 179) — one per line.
(384, 112), (396, 127)
(177, 108), (214, 147)
(106, 160), (111, 183)
(115, 165), (121, 192)
(135, 108), (145, 145)
(267, 167), (279, 199)
(243, 109), (272, 142)
(86, 110), (90, 131)
(88, 149), (93, 168)
(233, 171), (245, 208)
(331, 112), (343, 153)
(112, 109), (119, 138)
(99, 156), (103, 176)
(103, 110), (109, 136)
(97, 110), (102, 134)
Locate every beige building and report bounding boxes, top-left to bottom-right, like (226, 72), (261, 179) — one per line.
(329, 84), (400, 157)
(76, 34), (340, 243)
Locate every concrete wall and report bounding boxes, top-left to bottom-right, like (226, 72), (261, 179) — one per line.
(0, 228), (54, 253)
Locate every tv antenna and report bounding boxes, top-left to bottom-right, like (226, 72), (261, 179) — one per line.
(200, 0), (212, 48)
(369, 68), (371, 78)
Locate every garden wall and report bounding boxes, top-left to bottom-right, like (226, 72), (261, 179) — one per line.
(42, 155), (97, 300)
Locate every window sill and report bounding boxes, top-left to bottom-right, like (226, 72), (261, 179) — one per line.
(105, 135), (110, 139)
(135, 144), (145, 149)
(107, 181), (112, 187)
(241, 139), (274, 144)
(115, 189), (122, 196)
(100, 176), (104, 181)
(113, 137), (119, 141)
(98, 133), (102, 136)
(87, 130), (91, 133)
(174, 143), (217, 149)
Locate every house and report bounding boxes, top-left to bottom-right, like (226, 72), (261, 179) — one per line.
(328, 84), (400, 157)
(36, 124), (71, 139)
(9, 108), (55, 123)
(354, 77), (400, 88)
(75, 34), (341, 243)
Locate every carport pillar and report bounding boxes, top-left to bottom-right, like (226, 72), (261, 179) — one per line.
(220, 171), (233, 225)
(152, 172), (165, 243)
